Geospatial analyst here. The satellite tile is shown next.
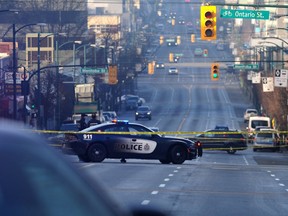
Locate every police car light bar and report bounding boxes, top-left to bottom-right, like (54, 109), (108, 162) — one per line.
(111, 120), (129, 124)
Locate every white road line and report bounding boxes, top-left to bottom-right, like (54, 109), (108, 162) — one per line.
(164, 178), (170, 182)
(242, 156), (249, 165)
(275, 178), (280, 181)
(169, 174), (174, 177)
(159, 184), (166, 188)
(174, 170), (178, 173)
(151, 191), (159, 195)
(279, 184), (285, 187)
(271, 174), (275, 177)
(141, 200), (150, 205)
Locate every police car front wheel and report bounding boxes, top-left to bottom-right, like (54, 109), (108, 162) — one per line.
(87, 143), (107, 162)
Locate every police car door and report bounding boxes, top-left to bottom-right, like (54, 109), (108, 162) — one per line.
(101, 124), (130, 158)
(123, 125), (157, 159)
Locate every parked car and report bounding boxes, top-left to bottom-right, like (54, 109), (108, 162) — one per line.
(253, 129), (280, 152)
(125, 95), (140, 110)
(244, 108), (258, 123)
(190, 129), (248, 154)
(247, 116), (271, 139)
(102, 111), (117, 120)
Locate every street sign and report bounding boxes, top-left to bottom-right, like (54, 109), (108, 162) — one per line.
(274, 69), (288, 87)
(220, 9), (270, 20)
(81, 67), (108, 75)
(233, 64), (259, 70)
(174, 53), (183, 57)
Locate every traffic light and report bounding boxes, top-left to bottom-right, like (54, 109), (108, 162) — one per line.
(203, 49), (208, 57)
(190, 34), (195, 43)
(148, 62), (154, 74)
(108, 66), (118, 84)
(169, 53), (174, 62)
(171, 19), (175, 26)
(160, 35), (164, 45)
(176, 36), (181, 45)
(200, 5), (217, 40)
(211, 63), (219, 80)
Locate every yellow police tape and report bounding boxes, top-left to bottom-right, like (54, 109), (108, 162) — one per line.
(30, 129), (288, 135)
(38, 129), (288, 151)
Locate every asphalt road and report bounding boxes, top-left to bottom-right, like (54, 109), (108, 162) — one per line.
(61, 1), (288, 215)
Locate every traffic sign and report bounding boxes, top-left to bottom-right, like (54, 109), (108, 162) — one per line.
(174, 53), (183, 57)
(274, 69), (287, 87)
(233, 64), (259, 70)
(220, 9), (270, 20)
(81, 67), (108, 74)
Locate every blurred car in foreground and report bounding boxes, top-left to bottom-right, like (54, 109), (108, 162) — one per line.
(0, 120), (166, 216)
(190, 129), (247, 154)
(63, 120), (202, 164)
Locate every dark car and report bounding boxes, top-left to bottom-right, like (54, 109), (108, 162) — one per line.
(125, 95), (140, 110)
(155, 62), (165, 69)
(63, 120), (202, 164)
(190, 129), (247, 154)
(0, 120), (166, 216)
(135, 106), (152, 120)
(47, 123), (79, 149)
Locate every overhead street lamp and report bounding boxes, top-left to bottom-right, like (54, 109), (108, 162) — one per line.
(72, 41), (82, 81)
(36, 32), (66, 129)
(258, 41), (285, 68)
(12, 23), (46, 120)
(55, 40), (82, 129)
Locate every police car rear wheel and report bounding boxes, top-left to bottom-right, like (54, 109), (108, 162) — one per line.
(87, 143), (107, 162)
(170, 145), (186, 164)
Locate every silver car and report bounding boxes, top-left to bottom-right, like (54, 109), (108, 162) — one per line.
(253, 129), (280, 152)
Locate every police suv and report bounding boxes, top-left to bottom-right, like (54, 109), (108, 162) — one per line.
(63, 120), (202, 164)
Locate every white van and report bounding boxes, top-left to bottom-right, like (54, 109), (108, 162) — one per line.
(247, 116), (271, 138)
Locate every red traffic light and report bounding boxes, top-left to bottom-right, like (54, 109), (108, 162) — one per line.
(204, 11), (213, 18)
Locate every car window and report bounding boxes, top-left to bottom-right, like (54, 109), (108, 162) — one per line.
(104, 125), (128, 132)
(128, 125), (153, 138)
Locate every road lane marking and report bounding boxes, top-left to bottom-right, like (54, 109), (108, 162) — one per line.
(169, 174), (174, 177)
(164, 178), (170, 181)
(141, 200), (150, 205)
(151, 191), (159, 195)
(279, 184), (285, 187)
(243, 156), (249, 165)
(159, 184), (166, 188)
